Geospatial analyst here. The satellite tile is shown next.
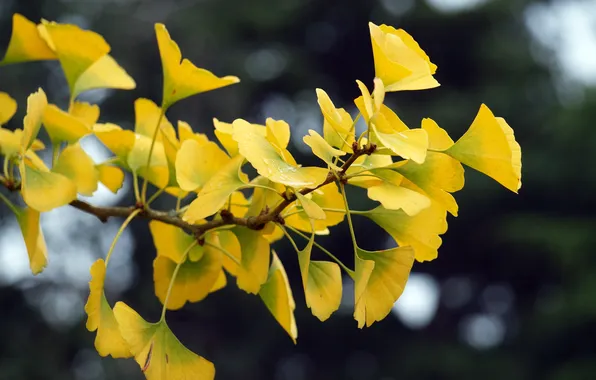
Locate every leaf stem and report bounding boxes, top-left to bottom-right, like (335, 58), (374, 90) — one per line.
(51, 144), (60, 168)
(0, 191), (19, 215)
(147, 187), (167, 206)
(160, 240), (196, 321)
(284, 225), (354, 277)
(132, 172), (141, 203)
(339, 182), (359, 256)
(3, 158), (10, 180)
(203, 241), (241, 266)
(141, 108), (166, 203)
(105, 209), (142, 267)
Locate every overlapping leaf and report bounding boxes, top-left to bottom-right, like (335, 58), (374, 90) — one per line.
(114, 302), (215, 380)
(259, 251), (298, 342)
(85, 259), (131, 358)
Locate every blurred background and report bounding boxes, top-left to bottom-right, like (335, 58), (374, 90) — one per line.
(2, 0), (596, 379)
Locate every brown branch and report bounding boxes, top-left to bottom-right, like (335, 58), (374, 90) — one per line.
(0, 143), (374, 238)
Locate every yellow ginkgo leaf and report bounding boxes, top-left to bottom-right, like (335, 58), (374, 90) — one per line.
(296, 230), (342, 321)
(315, 89), (355, 152)
(15, 206), (48, 275)
(259, 251), (298, 343)
(303, 129), (345, 170)
(0, 14), (56, 65)
(210, 270), (227, 293)
(421, 118), (454, 151)
(369, 23), (439, 92)
(19, 160), (77, 212)
(394, 151), (464, 216)
(232, 227), (270, 294)
(216, 230), (242, 276)
(444, 104), (522, 193)
(295, 192), (326, 220)
(244, 177), (286, 242)
(0, 128), (43, 158)
(153, 245), (222, 310)
(365, 169), (431, 216)
(38, 20), (110, 92)
(354, 246), (415, 328)
(175, 139), (230, 192)
(127, 134), (170, 190)
(149, 221), (205, 264)
(355, 79), (385, 122)
(285, 182), (345, 233)
(21, 88), (47, 152)
(133, 98), (174, 140)
(178, 121), (209, 144)
(96, 164), (125, 194)
(43, 104), (90, 144)
(363, 203), (448, 262)
(354, 86), (428, 163)
(72, 54), (136, 99)
(213, 118), (267, 157)
(93, 123), (136, 159)
(84, 259), (131, 358)
(232, 119), (328, 189)
(183, 155), (247, 223)
(345, 154), (394, 188)
(69, 101), (100, 127)
(0, 92), (17, 125)
(155, 23), (240, 109)
(265, 118), (291, 152)
(113, 302), (215, 380)
(227, 191), (249, 218)
(53, 143), (99, 196)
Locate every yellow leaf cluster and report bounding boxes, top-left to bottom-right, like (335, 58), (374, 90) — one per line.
(0, 13), (523, 379)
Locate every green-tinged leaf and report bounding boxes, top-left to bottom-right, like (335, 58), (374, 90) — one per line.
(295, 192), (326, 220)
(149, 221), (205, 264)
(232, 227), (270, 294)
(285, 182), (345, 233)
(316, 89), (355, 152)
(42, 104), (90, 144)
(365, 169), (431, 216)
(296, 230), (342, 321)
(259, 251), (298, 343)
(73, 54), (136, 99)
(38, 20), (110, 92)
(84, 259), (131, 358)
(153, 242), (223, 310)
(53, 143), (99, 196)
(363, 203), (447, 262)
(113, 302), (215, 380)
(393, 151), (464, 216)
(19, 160), (77, 212)
(354, 246), (415, 328)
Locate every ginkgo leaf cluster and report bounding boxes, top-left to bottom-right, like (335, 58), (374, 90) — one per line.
(0, 14), (522, 379)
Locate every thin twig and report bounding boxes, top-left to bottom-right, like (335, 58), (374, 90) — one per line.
(0, 144), (375, 239)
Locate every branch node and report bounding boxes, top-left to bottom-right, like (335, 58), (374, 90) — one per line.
(274, 214), (285, 225)
(220, 209), (234, 223)
(246, 216), (265, 230)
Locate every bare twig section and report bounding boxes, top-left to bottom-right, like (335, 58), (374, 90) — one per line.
(0, 143), (374, 237)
